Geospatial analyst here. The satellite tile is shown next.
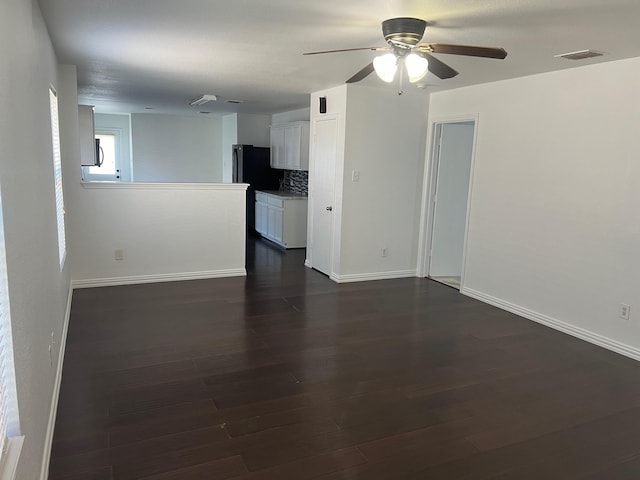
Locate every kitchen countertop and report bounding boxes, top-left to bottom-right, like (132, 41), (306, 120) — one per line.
(256, 190), (308, 199)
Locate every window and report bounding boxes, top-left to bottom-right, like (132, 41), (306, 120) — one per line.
(81, 130), (122, 182)
(89, 133), (116, 175)
(49, 88), (66, 269)
(0, 191), (22, 477)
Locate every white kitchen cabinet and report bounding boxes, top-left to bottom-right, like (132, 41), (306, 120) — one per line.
(255, 191), (308, 248)
(269, 125), (286, 169)
(270, 121), (309, 171)
(78, 105), (97, 166)
(267, 205), (283, 244)
(255, 197), (268, 236)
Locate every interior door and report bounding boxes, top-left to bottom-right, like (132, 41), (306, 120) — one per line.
(429, 122), (475, 286)
(310, 116), (338, 276)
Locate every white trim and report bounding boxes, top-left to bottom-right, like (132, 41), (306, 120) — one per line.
(81, 182), (248, 191)
(330, 270), (417, 284)
(462, 287), (640, 362)
(2, 435), (24, 480)
(39, 283), (73, 480)
(71, 269), (247, 289)
(304, 259), (310, 268)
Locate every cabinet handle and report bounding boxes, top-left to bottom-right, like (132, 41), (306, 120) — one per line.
(326, 206), (333, 211)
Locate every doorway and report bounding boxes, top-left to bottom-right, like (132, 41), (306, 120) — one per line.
(425, 120), (476, 289)
(308, 115), (338, 276)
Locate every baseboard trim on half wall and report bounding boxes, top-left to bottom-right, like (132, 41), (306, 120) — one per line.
(71, 268), (247, 289)
(462, 287), (640, 362)
(330, 270), (417, 284)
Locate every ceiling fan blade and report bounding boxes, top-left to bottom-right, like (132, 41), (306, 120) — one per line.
(303, 46), (387, 56)
(346, 62), (375, 83)
(424, 54), (458, 79)
(422, 43), (507, 59)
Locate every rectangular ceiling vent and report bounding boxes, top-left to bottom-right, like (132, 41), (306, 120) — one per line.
(225, 100), (243, 104)
(554, 49), (605, 61)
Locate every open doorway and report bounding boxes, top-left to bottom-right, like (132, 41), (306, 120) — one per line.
(425, 119), (476, 290)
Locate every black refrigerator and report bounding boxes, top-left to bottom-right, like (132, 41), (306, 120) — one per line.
(232, 144), (281, 235)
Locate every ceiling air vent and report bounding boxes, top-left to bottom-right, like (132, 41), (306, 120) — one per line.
(225, 100), (243, 104)
(554, 49), (605, 61)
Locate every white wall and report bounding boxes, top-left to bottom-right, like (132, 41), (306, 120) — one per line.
(68, 183), (247, 286)
(131, 113), (223, 182)
(0, 1), (72, 478)
(339, 85), (428, 279)
(272, 107), (310, 124)
(236, 113), (271, 147)
(307, 85), (428, 282)
(427, 56), (640, 358)
(221, 114), (238, 183)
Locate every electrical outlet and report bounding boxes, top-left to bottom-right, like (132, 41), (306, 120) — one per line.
(381, 248), (388, 258)
(620, 303), (631, 320)
(115, 249), (124, 260)
(352, 170), (360, 182)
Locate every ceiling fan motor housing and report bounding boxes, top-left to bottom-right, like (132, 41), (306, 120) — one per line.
(382, 17), (428, 48)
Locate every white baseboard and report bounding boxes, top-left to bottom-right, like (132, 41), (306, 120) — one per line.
(304, 259), (311, 268)
(330, 270), (417, 284)
(40, 282), (73, 480)
(71, 268), (247, 289)
(462, 287), (640, 362)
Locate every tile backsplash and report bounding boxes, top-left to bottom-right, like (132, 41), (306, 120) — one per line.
(283, 170), (308, 195)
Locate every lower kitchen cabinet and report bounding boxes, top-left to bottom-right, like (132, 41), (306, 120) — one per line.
(255, 191), (307, 248)
(255, 200), (268, 236)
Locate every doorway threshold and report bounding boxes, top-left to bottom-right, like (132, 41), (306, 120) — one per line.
(431, 276), (461, 289)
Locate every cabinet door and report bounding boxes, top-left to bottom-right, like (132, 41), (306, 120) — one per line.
(78, 105), (97, 166)
(271, 207), (284, 244)
(255, 201), (267, 235)
(270, 126), (285, 169)
(267, 206), (275, 240)
(298, 122), (310, 171)
(284, 124), (302, 170)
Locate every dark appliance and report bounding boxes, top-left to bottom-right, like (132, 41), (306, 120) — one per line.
(232, 145), (281, 234)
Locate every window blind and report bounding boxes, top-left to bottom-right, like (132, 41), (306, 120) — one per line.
(0, 193), (20, 471)
(49, 88), (66, 269)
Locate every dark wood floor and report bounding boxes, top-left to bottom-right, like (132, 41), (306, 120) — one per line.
(49, 238), (640, 479)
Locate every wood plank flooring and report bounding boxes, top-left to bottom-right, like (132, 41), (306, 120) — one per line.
(49, 238), (640, 479)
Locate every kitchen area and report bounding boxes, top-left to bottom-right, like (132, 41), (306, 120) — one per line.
(76, 104), (311, 282)
(234, 120), (309, 249)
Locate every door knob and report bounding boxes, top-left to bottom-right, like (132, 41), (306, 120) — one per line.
(326, 206), (333, 211)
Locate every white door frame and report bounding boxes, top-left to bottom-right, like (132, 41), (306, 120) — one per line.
(306, 113), (340, 277)
(417, 114), (479, 290)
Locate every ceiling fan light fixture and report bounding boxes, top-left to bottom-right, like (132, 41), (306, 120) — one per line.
(189, 94), (217, 106)
(405, 53), (429, 83)
(373, 53), (398, 83)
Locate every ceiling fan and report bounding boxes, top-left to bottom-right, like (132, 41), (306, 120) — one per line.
(304, 17), (507, 85)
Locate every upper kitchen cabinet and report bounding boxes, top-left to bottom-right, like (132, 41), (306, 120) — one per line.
(79, 105), (98, 167)
(270, 121), (309, 171)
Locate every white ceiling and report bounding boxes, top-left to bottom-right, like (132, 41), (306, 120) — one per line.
(37, 0), (640, 117)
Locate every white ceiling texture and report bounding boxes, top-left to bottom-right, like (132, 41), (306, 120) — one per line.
(37, 0), (640, 116)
